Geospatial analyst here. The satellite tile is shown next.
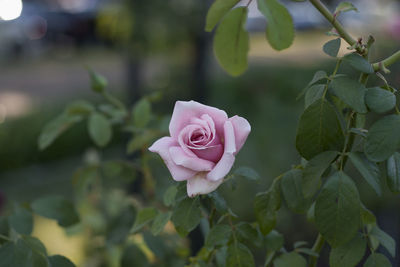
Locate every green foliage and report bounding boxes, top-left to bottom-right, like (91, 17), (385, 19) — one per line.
(302, 151), (338, 198)
(132, 98), (151, 128)
(365, 87), (396, 114)
(8, 205), (33, 235)
(205, 0), (240, 32)
(233, 166), (260, 181)
(386, 152), (400, 193)
(131, 207), (158, 234)
(348, 152), (381, 195)
(31, 196), (79, 227)
(369, 225), (396, 258)
(171, 197), (202, 236)
(88, 112), (112, 147)
(151, 211), (172, 236)
(205, 224), (231, 248)
(213, 7), (249, 76)
(273, 252), (307, 267)
(305, 84), (325, 108)
(323, 38), (341, 57)
(280, 169), (310, 213)
(254, 179), (281, 235)
(120, 244), (149, 267)
(365, 115), (400, 162)
(315, 172), (360, 247)
(38, 112), (83, 150)
(342, 53), (374, 74)
(330, 76), (367, 113)
(88, 69), (108, 93)
(48, 255), (76, 267)
(329, 233), (366, 267)
(334, 2), (358, 16)
(364, 253), (391, 267)
(226, 241), (255, 267)
(257, 0), (294, 51)
(296, 99), (344, 160)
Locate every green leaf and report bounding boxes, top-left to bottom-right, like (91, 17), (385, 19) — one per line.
(329, 233), (366, 267)
(273, 252), (307, 267)
(323, 38), (341, 57)
(48, 255), (76, 267)
(8, 205), (33, 235)
(163, 186), (178, 207)
(280, 169), (310, 213)
(120, 244), (149, 267)
(294, 241), (308, 248)
(0, 238), (49, 267)
(334, 2), (358, 15)
(348, 152), (381, 195)
(236, 223), (258, 242)
(364, 253), (391, 267)
(88, 69), (107, 93)
(315, 171), (360, 247)
(305, 84), (325, 108)
(302, 151), (338, 198)
(171, 197), (202, 236)
(38, 113), (83, 150)
(296, 248), (319, 257)
(387, 152), (400, 193)
(307, 202), (315, 222)
(343, 53), (374, 74)
(297, 71), (327, 100)
(330, 76), (367, 113)
(370, 225), (396, 257)
(254, 179), (281, 235)
(107, 206), (136, 244)
(66, 100), (95, 116)
(296, 99), (344, 160)
(88, 112), (112, 147)
(205, 0), (240, 32)
(205, 224), (232, 248)
(257, 0), (295, 51)
(265, 230), (284, 251)
(360, 204), (376, 225)
(365, 115), (400, 162)
(132, 98), (151, 128)
(234, 166), (260, 181)
(226, 242), (255, 267)
(151, 211), (172, 236)
(32, 196), (79, 227)
(214, 7), (249, 76)
(131, 208), (158, 234)
(365, 87), (396, 114)
(209, 191), (229, 214)
(126, 131), (158, 154)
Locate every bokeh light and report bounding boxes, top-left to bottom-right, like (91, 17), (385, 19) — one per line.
(0, 0), (23, 21)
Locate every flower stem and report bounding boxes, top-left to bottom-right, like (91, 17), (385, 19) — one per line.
(373, 50), (400, 71)
(309, 234), (324, 267)
(308, 0), (360, 51)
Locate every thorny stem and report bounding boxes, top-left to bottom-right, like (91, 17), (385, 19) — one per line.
(309, 0), (400, 71)
(308, 0), (360, 53)
(372, 50), (400, 71)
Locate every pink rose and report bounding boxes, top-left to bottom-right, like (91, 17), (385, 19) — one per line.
(149, 100), (251, 197)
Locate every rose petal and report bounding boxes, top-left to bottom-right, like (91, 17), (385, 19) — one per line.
(149, 137), (196, 181)
(207, 121), (236, 181)
(169, 101), (228, 139)
(229, 115), (251, 153)
(169, 146), (215, 172)
(187, 173), (223, 197)
(193, 144), (224, 163)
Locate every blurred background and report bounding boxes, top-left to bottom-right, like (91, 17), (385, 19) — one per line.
(0, 0), (399, 266)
